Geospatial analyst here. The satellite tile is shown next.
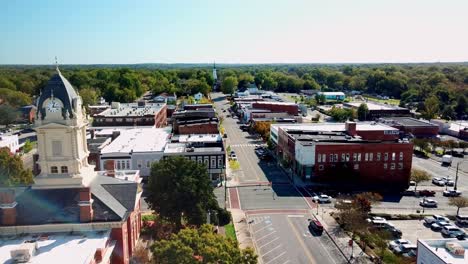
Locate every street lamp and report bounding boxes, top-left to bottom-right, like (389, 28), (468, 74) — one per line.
(454, 160), (468, 191)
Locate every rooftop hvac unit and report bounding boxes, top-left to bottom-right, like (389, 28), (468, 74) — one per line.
(10, 242), (37, 263)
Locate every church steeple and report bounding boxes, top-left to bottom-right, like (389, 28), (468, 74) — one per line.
(212, 61), (218, 81)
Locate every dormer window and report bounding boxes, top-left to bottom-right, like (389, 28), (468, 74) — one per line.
(51, 166), (58, 173)
(61, 166), (68, 173)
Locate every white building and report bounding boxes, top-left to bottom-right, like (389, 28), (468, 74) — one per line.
(0, 135), (19, 153)
(100, 128), (170, 178)
(417, 239), (468, 264)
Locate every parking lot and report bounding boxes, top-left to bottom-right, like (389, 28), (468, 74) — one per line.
(391, 220), (468, 245)
(247, 213), (346, 264)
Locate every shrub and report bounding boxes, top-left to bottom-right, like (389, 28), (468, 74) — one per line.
(217, 208), (232, 226)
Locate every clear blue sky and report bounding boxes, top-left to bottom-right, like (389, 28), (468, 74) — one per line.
(1, 0), (468, 64)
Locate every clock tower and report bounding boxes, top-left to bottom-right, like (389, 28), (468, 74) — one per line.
(33, 67), (96, 189)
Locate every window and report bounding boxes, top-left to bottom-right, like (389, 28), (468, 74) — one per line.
(61, 166), (68, 173)
(383, 163), (388, 170)
(357, 153), (361, 162)
(392, 152), (396, 161)
(390, 163), (395, 170)
(330, 154), (335, 162)
(319, 165), (324, 171)
(354, 164), (359, 170)
(52, 140), (62, 156)
(126, 160), (130, 169)
(211, 158), (217, 168)
(398, 163), (403, 170)
(322, 154), (327, 162)
(116, 161), (121, 170)
(369, 153), (374, 162)
(376, 153), (381, 161)
(341, 153), (346, 162)
(318, 154), (322, 163)
(365, 153), (369, 161)
(399, 152), (404, 161)
(51, 166), (58, 173)
(137, 160), (142, 169)
(384, 153), (389, 161)
(218, 158), (223, 168)
(146, 160), (151, 168)
(334, 154), (338, 162)
(345, 153), (350, 162)
(198, 159), (203, 164)
(353, 153), (357, 162)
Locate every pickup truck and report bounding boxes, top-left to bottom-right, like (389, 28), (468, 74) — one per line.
(424, 215), (449, 225)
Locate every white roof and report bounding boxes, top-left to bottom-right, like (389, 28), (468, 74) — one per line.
(0, 231), (111, 264)
(97, 102), (165, 117)
(178, 134), (221, 143)
(346, 101), (404, 110)
(318, 92), (345, 96)
(448, 121), (468, 132)
(419, 239), (468, 264)
(271, 122), (398, 133)
(101, 128), (169, 154)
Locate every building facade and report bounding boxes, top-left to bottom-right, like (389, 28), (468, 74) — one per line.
(93, 101), (167, 127)
(379, 117), (439, 138)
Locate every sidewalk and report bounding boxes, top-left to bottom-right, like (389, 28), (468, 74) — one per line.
(314, 208), (372, 264)
(230, 209), (254, 250)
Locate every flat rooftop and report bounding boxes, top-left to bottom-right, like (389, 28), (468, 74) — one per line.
(253, 101), (297, 106)
(97, 102), (165, 117)
(271, 122), (398, 134)
(177, 134), (221, 143)
(164, 143), (223, 154)
(419, 239), (468, 264)
(345, 101), (406, 111)
(101, 128), (169, 154)
(379, 117), (438, 127)
(0, 230), (112, 264)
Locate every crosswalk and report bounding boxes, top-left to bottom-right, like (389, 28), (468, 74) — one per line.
(231, 144), (258, 147)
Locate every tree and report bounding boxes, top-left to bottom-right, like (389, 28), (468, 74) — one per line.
(455, 95), (467, 118)
(441, 105), (456, 120)
(152, 224), (257, 264)
(410, 169), (431, 192)
(315, 93), (326, 105)
(0, 147), (33, 187)
(0, 104), (19, 127)
(449, 196), (468, 215)
(253, 121), (271, 140)
(412, 138), (430, 154)
(423, 96), (440, 119)
(22, 140), (33, 153)
(221, 76), (238, 95)
(79, 87), (99, 108)
(146, 156), (219, 229)
(357, 103), (369, 121)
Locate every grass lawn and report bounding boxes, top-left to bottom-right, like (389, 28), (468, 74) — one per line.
(224, 223), (237, 242)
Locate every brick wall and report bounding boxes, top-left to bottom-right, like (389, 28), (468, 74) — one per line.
(252, 102), (298, 115)
(178, 123), (219, 134)
(111, 223), (129, 264)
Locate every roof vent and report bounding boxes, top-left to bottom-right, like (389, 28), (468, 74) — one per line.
(10, 242), (37, 263)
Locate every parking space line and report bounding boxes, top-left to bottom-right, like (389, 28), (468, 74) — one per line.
(254, 223), (273, 234)
(262, 244), (283, 257)
(286, 217), (316, 264)
(256, 231), (277, 242)
(258, 237), (279, 249)
(264, 251), (286, 264)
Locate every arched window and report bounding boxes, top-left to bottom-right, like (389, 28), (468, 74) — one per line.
(61, 166), (68, 173)
(51, 166), (58, 173)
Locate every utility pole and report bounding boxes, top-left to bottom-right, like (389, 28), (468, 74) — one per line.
(455, 162), (460, 191)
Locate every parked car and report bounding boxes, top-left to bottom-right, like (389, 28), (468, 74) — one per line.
(441, 154), (453, 166)
(418, 190), (436, 197)
(312, 194), (332, 203)
(442, 177), (455, 186)
(443, 190), (462, 197)
(456, 215), (468, 226)
(441, 225), (466, 238)
(388, 239), (410, 251)
(431, 221), (452, 231)
(424, 215), (449, 225)
(308, 219), (324, 234)
(420, 198), (438, 208)
(432, 177), (446, 186)
(393, 244), (417, 254)
(366, 216), (387, 223)
(402, 249), (417, 258)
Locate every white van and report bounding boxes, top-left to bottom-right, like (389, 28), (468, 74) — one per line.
(456, 215), (468, 225)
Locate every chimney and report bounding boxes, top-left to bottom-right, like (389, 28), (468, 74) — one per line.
(104, 160), (115, 177)
(345, 121), (357, 136)
(0, 188), (17, 226)
(78, 187), (94, 222)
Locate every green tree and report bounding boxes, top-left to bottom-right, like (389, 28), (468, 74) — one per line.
(79, 87), (99, 107)
(449, 196), (468, 215)
(0, 104), (19, 126)
(22, 140), (34, 153)
(146, 156), (219, 229)
(423, 96), (440, 119)
(455, 95), (467, 118)
(0, 147), (33, 187)
(152, 224), (257, 264)
(441, 105), (456, 120)
(315, 93), (326, 105)
(221, 76), (238, 95)
(357, 103), (369, 121)
(410, 169), (431, 192)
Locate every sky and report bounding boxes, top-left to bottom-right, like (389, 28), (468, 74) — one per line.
(1, 0), (468, 64)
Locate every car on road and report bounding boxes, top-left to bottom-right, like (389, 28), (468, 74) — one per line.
(432, 177), (446, 186)
(255, 149), (266, 156)
(424, 215), (449, 225)
(431, 221), (452, 231)
(388, 239), (410, 251)
(308, 219), (324, 234)
(420, 198), (438, 208)
(443, 190), (462, 197)
(418, 190), (436, 197)
(441, 177), (455, 186)
(393, 244), (417, 254)
(312, 194), (332, 203)
(441, 225), (466, 238)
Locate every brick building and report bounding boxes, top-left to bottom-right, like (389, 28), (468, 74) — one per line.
(378, 117), (439, 138)
(271, 121), (413, 190)
(172, 107), (219, 135)
(251, 101), (299, 115)
(93, 101), (167, 127)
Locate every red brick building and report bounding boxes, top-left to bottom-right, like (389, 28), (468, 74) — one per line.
(172, 107), (219, 135)
(252, 101), (299, 115)
(272, 121), (413, 190)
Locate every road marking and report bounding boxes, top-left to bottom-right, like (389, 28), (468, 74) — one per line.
(258, 237), (279, 249)
(256, 231), (277, 242)
(264, 251), (286, 264)
(262, 244), (283, 257)
(254, 223), (273, 234)
(287, 215), (304, 218)
(286, 217), (316, 264)
(281, 260), (291, 264)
